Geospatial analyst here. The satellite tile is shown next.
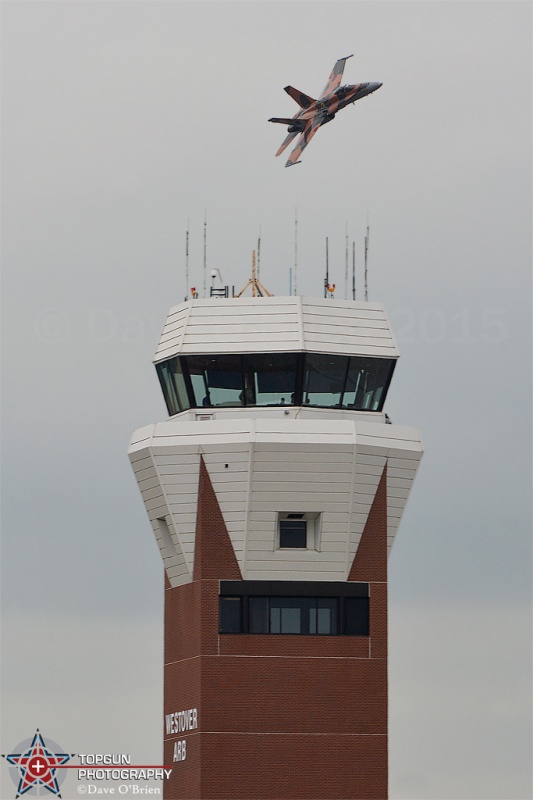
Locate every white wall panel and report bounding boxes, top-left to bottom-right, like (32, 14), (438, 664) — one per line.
(129, 426), (156, 450)
(387, 459), (420, 472)
(247, 435), (354, 583)
(248, 567), (346, 582)
(388, 486), (412, 499)
(135, 465), (159, 482)
(385, 443), (423, 555)
(356, 453), (387, 466)
(253, 450), (353, 462)
(152, 451), (200, 574)
(253, 480), (352, 493)
(303, 322), (392, 336)
(184, 312), (295, 324)
(387, 477), (413, 490)
(129, 454), (153, 471)
(183, 332), (301, 345)
(347, 445), (386, 575)
(137, 476), (162, 493)
(129, 447), (192, 587)
(129, 408), (422, 584)
(202, 446), (252, 573)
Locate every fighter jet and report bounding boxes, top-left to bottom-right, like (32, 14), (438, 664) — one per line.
(269, 55), (382, 167)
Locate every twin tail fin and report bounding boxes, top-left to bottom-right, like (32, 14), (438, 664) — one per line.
(284, 86), (316, 108)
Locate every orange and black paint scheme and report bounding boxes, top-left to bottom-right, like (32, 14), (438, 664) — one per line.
(269, 55), (382, 167)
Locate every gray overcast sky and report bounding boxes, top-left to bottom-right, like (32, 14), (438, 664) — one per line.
(1, 2), (531, 798)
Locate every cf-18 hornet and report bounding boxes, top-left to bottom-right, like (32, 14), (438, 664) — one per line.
(269, 55), (382, 167)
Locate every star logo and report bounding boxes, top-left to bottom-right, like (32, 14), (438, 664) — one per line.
(2, 730), (71, 797)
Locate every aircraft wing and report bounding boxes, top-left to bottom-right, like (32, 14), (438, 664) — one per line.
(275, 130), (299, 157)
(285, 117), (323, 167)
(318, 54), (353, 99)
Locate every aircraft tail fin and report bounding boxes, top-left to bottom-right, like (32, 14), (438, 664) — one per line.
(284, 86), (315, 108)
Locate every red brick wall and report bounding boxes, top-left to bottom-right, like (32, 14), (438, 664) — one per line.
(163, 461), (389, 799)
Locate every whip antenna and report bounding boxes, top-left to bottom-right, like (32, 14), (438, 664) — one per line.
(345, 223), (349, 300)
(185, 219), (190, 301)
(324, 237), (329, 298)
(364, 218), (370, 302)
(294, 208), (298, 296)
(257, 228), (261, 281)
(203, 211), (207, 298)
(352, 240), (356, 300)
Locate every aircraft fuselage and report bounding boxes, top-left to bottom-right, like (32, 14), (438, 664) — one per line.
(294, 82), (382, 123)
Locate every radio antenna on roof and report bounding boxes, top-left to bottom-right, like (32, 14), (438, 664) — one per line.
(364, 216), (370, 302)
(344, 223), (349, 300)
(185, 219), (190, 301)
(294, 208), (298, 296)
(352, 240), (356, 300)
(236, 251), (272, 298)
(257, 229), (261, 281)
(324, 237), (329, 298)
(203, 211), (207, 298)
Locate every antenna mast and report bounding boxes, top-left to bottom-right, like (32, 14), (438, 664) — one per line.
(352, 240), (356, 300)
(324, 237), (329, 298)
(364, 219), (370, 302)
(203, 211), (207, 298)
(257, 229), (261, 281)
(236, 251), (272, 298)
(294, 208), (298, 296)
(345, 224), (349, 300)
(185, 220), (190, 301)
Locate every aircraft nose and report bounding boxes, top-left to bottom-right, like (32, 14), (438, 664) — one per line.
(370, 82), (383, 92)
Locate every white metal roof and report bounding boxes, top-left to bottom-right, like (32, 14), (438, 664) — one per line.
(153, 296), (399, 363)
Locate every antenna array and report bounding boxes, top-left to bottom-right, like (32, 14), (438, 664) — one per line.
(181, 215), (372, 302)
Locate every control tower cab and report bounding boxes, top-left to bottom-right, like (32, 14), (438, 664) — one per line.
(129, 295), (422, 799)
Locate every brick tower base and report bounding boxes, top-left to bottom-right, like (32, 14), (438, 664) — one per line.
(163, 460), (389, 800)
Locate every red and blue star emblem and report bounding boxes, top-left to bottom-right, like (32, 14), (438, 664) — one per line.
(3, 730), (71, 797)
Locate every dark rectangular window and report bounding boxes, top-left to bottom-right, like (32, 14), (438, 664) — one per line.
(156, 357), (191, 415)
(250, 597), (338, 635)
(156, 353), (396, 415)
(311, 598), (338, 635)
(188, 354), (244, 408)
(279, 519), (307, 548)
(343, 357), (395, 412)
(345, 597), (369, 636)
(242, 353), (298, 406)
(270, 597), (309, 633)
(219, 581), (368, 636)
(249, 596), (269, 634)
(219, 596), (243, 633)
(302, 353), (349, 407)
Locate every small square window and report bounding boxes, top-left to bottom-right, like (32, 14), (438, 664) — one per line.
(277, 513), (321, 551)
(279, 520), (307, 548)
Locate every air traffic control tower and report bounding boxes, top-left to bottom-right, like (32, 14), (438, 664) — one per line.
(129, 294), (422, 799)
